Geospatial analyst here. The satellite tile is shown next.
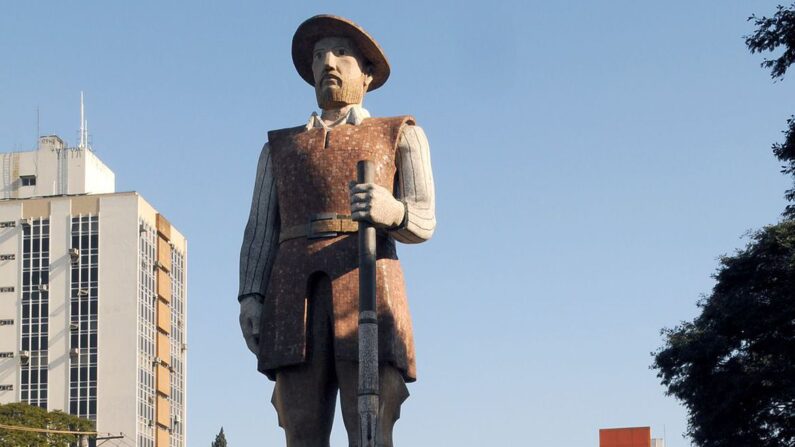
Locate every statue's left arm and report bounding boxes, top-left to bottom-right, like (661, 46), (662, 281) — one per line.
(390, 124), (436, 243)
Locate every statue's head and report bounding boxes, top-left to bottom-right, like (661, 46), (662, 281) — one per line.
(292, 15), (390, 110)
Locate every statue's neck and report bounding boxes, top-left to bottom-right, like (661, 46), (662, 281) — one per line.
(320, 104), (360, 125)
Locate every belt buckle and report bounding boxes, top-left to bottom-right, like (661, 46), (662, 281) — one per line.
(307, 212), (338, 240)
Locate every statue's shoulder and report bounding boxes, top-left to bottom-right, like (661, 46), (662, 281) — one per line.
(362, 116), (418, 144)
(267, 124), (307, 144)
(364, 115), (417, 128)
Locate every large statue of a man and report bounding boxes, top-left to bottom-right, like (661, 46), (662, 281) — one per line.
(238, 15), (436, 447)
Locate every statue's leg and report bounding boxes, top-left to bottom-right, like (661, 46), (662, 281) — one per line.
(337, 362), (410, 447)
(271, 274), (337, 447)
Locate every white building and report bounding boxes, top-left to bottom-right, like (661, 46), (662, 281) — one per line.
(0, 135), (187, 447)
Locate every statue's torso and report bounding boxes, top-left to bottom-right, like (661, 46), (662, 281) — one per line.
(258, 116), (417, 382)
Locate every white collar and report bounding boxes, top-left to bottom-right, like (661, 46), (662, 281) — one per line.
(306, 106), (371, 130)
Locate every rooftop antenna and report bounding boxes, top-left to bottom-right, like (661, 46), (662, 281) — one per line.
(36, 106), (40, 149)
(79, 91), (85, 148)
(79, 91), (87, 149)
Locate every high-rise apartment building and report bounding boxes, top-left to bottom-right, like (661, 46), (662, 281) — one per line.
(0, 135), (187, 447)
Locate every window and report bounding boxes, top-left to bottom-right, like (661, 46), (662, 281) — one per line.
(20, 175), (36, 186)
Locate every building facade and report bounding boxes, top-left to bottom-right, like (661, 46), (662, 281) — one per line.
(0, 136), (187, 447)
(599, 427), (664, 447)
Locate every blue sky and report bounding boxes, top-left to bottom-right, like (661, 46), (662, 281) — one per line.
(1, 1), (792, 446)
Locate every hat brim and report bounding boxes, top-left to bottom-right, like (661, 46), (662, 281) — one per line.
(292, 15), (390, 92)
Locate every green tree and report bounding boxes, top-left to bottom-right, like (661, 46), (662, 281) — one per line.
(211, 426), (228, 447)
(653, 5), (795, 447)
(0, 402), (94, 446)
(746, 3), (795, 80)
(746, 2), (795, 218)
(653, 222), (795, 446)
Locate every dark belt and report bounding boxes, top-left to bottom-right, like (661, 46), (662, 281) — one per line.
(279, 213), (358, 243)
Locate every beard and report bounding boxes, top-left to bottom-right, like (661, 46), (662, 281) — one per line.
(315, 75), (367, 109)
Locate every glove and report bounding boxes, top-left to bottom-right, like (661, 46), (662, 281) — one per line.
(349, 182), (406, 229)
(239, 295), (262, 356)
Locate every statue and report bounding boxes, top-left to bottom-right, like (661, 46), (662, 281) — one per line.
(238, 15), (436, 447)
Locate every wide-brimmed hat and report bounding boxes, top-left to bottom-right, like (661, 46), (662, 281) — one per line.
(292, 15), (390, 91)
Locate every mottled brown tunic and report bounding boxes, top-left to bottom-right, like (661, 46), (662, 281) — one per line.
(258, 116), (417, 382)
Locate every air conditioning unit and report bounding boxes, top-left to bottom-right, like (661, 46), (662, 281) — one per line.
(38, 284), (48, 292)
(78, 289), (88, 297)
(69, 348), (80, 359)
(139, 224), (147, 234)
(69, 248), (79, 261)
(153, 357), (162, 366)
(173, 414), (181, 425)
(69, 323), (79, 332)
(181, 343), (187, 352)
(19, 219), (31, 227)
(19, 350), (30, 364)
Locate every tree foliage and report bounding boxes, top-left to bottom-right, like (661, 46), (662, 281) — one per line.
(653, 221), (795, 447)
(653, 4), (795, 447)
(774, 116), (795, 218)
(0, 402), (94, 446)
(746, 3), (795, 80)
(211, 426), (228, 447)
(747, 3), (795, 218)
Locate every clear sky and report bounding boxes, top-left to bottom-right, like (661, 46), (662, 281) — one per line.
(1, 1), (792, 446)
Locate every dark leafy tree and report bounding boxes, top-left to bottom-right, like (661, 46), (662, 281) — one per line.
(773, 117), (795, 218)
(0, 402), (94, 446)
(212, 426), (228, 447)
(653, 9), (795, 445)
(746, 3), (795, 217)
(746, 3), (795, 80)
(653, 221), (795, 447)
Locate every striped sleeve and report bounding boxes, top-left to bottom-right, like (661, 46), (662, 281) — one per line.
(390, 125), (437, 244)
(238, 143), (281, 301)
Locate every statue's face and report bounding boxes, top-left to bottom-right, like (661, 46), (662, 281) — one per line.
(312, 37), (372, 109)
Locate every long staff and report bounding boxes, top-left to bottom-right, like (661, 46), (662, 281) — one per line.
(357, 160), (379, 447)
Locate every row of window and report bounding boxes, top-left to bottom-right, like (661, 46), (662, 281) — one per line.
(69, 215), (99, 420)
(170, 247), (187, 441)
(137, 221), (158, 445)
(19, 218), (50, 409)
(20, 305), (49, 319)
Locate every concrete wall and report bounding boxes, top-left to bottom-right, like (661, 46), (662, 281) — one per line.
(47, 198), (72, 412)
(0, 136), (115, 199)
(96, 193), (139, 440)
(0, 201), (22, 402)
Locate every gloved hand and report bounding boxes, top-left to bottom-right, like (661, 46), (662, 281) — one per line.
(239, 295), (262, 355)
(349, 182), (406, 229)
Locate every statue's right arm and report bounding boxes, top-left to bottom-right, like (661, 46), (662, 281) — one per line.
(238, 143), (280, 356)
